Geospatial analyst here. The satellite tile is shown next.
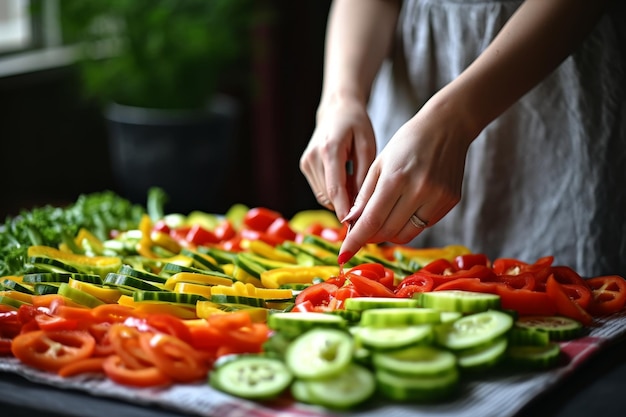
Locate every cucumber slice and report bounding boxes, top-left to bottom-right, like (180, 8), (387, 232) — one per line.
(372, 345), (457, 377)
(353, 325), (433, 351)
(1, 279), (34, 294)
(22, 273), (71, 284)
(297, 363), (376, 410)
(508, 326), (551, 346)
(104, 273), (163, 292)
(210, 294), (267, 308)
(57, 282), (105, 308)
(290, 379), (314, 404)
(506, 342), (562, 369)
(436, 310), (513, 350)
(325, 309), (362, 324)
(456, 336), (508, 371)
(344, 297), (419, 311)
(267, 311), (347, 337)
(285, 328), (354, 379)
(133, 290), (206, 305)
(210, 354), (292, 400)
(180, 248), (225, 273)
(359, 307), (441, 327)
(26, 256), (81, 273)
(376, 367), (459, 402)
(0, 295), (28, 309)
(117, 264), (167, 284)
(69, 273), (104, 285)
(32, 283), (60, 295)
(419, 290), (501, 313)
(514, 315), (584, 341)
(161, 263), (233, 280)
(197, 246), (238, 264)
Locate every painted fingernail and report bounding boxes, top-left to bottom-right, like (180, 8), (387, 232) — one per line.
(337, 251), (354, 265)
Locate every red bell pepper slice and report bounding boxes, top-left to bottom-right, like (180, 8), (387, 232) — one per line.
(266, 217), (297, 242)
(186, 224), (219, 246)
(454, 253), (490, 270)
(586, 275), (626, 316)
(495, 286), (557, 316)
(546, 274), (593, 326)
(433, 277), (499, 293)
(243, 207), (282, 232)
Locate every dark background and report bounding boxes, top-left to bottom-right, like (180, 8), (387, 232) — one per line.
(0, 0), (332, 219)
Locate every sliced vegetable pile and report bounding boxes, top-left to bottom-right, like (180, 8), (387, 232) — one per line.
(1, 189), (625, 410)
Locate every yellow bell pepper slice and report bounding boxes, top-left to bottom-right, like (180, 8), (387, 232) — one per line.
(74, 228), (106, 255)
(164, 272), (233, 291)
(210, 281), (293, 300)
(27, 245), (122, 276)
(196, 300), (229, 319)
(173, 282), (213, 299)
(289, 209), (341, 233)
(248, 240), (297, 264)
(68, 278), (122, 304)
(260, 265), (340, 289)
(0, 290), (33, 304)
(133, 302), (198, 319)
(150, 230), (182, 254)
(232, 266), (264, 287)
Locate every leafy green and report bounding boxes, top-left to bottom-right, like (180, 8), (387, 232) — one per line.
(0, 190), (145, 277)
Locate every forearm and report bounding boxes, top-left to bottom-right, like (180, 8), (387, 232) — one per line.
(434, 0), (610, 137)
(320, 0), (401, 109)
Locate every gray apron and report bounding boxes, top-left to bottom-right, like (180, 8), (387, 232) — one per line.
(368, 0), (626, 276)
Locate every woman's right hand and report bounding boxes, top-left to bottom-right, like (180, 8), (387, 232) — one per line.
(299, 93), (378, 221)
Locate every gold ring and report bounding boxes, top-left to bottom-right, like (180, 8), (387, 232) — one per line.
(409, 214), (428, 229)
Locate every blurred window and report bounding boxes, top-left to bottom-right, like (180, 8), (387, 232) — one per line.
(0, 0), (72, 77)
(0, 0), (31, 53)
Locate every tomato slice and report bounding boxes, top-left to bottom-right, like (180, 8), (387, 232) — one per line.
(545, 274), (593, 326)
(11, 330), (96, 373)
(295, 282), (339, 307)
(586, 275), (626, 315)
(395, 274), (434, 297)
(348, 263), (387, 281)
(347, 273), (396, 298)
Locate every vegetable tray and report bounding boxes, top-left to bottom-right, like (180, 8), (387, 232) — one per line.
(1, 310), (625, 417)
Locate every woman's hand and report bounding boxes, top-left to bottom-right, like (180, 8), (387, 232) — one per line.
(338, 96), (476, 263)
(299, 94), (377, 221)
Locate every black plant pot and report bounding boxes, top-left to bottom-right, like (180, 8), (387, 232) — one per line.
(105, 95), (240, 214)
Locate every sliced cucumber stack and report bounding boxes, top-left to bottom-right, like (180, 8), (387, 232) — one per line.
(436, 309), (513, 350)
(209, 354), (292, 400)
(514, 315), (584, 341)
(419, 290), (501, 313)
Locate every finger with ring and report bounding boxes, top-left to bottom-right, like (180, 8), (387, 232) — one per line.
(409, 214), (428, 229)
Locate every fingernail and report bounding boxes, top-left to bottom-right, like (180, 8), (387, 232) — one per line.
(337, 251), (354, 265)
(341, 206), (357, 223)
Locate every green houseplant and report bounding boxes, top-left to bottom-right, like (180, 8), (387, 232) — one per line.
(59, 0), (263, 213)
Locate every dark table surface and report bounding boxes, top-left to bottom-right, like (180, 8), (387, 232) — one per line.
(1, 335), (626, 417)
